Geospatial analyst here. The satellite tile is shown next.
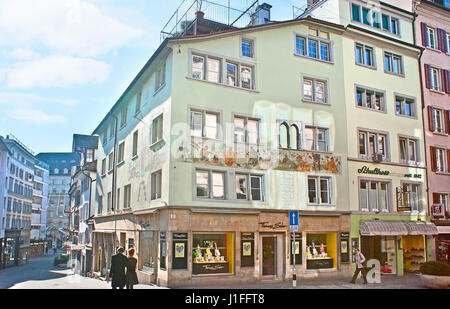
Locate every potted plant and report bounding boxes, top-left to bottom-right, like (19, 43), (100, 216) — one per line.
(419, 261), (450, 289)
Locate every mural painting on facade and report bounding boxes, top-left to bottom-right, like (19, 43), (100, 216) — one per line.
(178, 138), (341, 174)
(128, 144), (168, 181)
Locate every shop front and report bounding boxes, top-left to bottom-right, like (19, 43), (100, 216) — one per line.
(192, 232), (234, 275)
(435, 226), (450, 265)
(4, 230), (20, 268)
(356, 218), (438, 276)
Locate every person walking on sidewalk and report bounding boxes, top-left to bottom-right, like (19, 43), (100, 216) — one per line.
(351, 248), (368, 284)
(126, 248), (139, 289)
(108, 247), (128, 289)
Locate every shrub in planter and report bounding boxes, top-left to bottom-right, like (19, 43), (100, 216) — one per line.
(420, 261), (450, 276)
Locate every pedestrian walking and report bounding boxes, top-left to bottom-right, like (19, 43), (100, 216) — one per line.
(126, 248), (139, 289)
(53, 247), (57, 255)
(351, 248), (368, 284)
(108, 247), (128, 289)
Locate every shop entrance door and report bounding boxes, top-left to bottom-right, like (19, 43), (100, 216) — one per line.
(262, 237), (276, 276)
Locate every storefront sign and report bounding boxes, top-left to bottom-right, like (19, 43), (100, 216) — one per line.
(358, 166), (390, 176)
(404, 174), (422, 179)
(173, 233), (188, 240)
(432, 204), (445, 217)
(258, 222), (287, 230)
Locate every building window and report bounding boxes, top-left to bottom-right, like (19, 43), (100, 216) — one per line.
(359, 180), (390, 212)
(207, 58), (221, 83)
(395, 96), (416, 117)
(226, 63), (238, 87)
(433, 193), (449, 215)
(399, 137), (418, 165)
(384, 52), (403, 75)
(235, 174), (263, 201)
(303, 77), (327, 104)
(352, 3), (361, 22)
(190, 110), (220, 140)
(101, 158), (106, 176)
(151, 114), (164, 145)
(308, 176), (331, 205)
(400, 183), (421, 213)
(234, 116), (259, 144)
(124, 184), (131, 209)
(431, 147), (448, 173)
(352, 3), (400, 36)
(195, 170), (225, 200)
(278, 121), (302, 150)
(155, 62), (166, 92)
(132, 130), (138, 157)
(429, 107), (448, 134)
(427, 27), (437, 49)
(108, 152), (114, 172)
(120, 107), (127, 129)
(241, 38), (254, 58)
(86, 149), (95, 163)
(304, 126), (328, 152)
(430, 67), (441, 91)
(295, 32), (332, 62)
(355, 43), (375, 68)
(117, 142), (125, 164)
(109, 120), (115, 140)
(358, 130), (388, 161)
(240, 65), (253, 89)
(107, 192), (112, 213)
(135, 92), (142, 115)
(54, 168), (59, 174)
(151, 170), (162, 200)
(192, 55), (205, 80)
(356, 86), (385, 111)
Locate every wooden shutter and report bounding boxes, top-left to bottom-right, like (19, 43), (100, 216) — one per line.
(445, 110), (450, 134)
(437, 28), (447, 52)
(430, 146), (437, 172)
(448, 149), (450, 173)
(432, 193), (440, 204)
(421, 22), (428, 47)
(441, 69), (448, 94)
(428, 106), (436, 132)
(424, 64), (431, 89)
(446, 70), (450, 94)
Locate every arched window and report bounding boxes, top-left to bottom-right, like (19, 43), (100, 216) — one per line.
(279, 122), (289, 149)
(290, 124), (300, 150)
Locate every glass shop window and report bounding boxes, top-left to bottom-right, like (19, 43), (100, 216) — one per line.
(306, 233), (336, 270)
(192, 233), (234, 275)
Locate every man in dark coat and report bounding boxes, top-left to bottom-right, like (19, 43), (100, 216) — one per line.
(108, 247), (128, 289)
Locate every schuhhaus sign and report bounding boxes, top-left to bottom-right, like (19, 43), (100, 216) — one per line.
(358, 166), (390, 176)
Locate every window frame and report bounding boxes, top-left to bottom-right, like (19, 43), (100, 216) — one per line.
(427, 26), (437, 49)
(151, 170), (162, 200)
(399, 181), (423, 213)
(132, 130), (139, 158)
(235, 173), (264, 202)
(194, 169), (226, 200)
(355, 85), (386, 113)
(240, 37), (256, 59)
(304, 126), (330, 153)
(302, 75), (329, 105)
(350, 3), (401, 37)
(394, 93), (417, 119)
(117, 142), (125, 165)
(398, 135), (420, 166)
(355, 42), (376, 69)
(189, 108), (222, 140)
(359, 178), (391, 212)
(435, 147), (448, 173)
(151, 113), (164, 146)
(123, 184), (131, 209)
(277, 120), (303, 150)
(307, 176), (332, 206)
(358, 128), (390, 161)
(430, 66), (441, 92)
(384, 51), (404, 76)
(233, 115), (260, 145)
(294, 31), (333, 64)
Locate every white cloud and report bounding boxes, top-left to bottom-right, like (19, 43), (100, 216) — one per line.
(6, 54), (112, 88)
(4, 48), (40, 60)
(7, 108), (67, 125)
(0, 0), (143, 57)
(0, 92), (77, 107)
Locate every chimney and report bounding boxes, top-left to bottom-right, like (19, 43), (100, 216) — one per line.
(196, 11), (205, 19)
(307, 0), (320, 9)
(251, 3), (272, 26)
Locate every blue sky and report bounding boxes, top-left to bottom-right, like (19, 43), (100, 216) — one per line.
(0, 0), (304, 154)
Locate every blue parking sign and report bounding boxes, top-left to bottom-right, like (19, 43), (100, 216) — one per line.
(289, 211), (298, 226)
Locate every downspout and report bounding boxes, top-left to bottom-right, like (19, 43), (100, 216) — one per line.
(112, 114), (119, 252)
(81, 169), (94, 276)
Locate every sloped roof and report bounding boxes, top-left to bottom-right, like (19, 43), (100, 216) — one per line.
(72, 134), (98, 151)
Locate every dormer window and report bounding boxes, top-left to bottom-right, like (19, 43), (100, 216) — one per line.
(241, 38), (254, 58)
(352, 3), (400, 36)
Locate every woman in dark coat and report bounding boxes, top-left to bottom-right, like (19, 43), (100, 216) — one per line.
(126, 248), (139, 289)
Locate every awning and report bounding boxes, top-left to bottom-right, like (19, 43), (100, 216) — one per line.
(404, 221), (438, 235)
(360, 220), (409, 236)
(436, 226), (450, 234)
(360, 220), (439, 236)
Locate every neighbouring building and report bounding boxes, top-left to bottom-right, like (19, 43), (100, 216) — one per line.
(36, 152), (80, 249)
(303, 0), (439, 276)
(413, 0), (450, 265)
(30, 160), (49, 257)
(1, 135), (37, 268)
(0, 137), (10, 268)
(68, 134), (98, 275)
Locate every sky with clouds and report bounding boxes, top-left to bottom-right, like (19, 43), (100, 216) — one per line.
(0, 0), (304, 154)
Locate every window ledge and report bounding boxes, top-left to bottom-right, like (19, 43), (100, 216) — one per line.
(150, 139), (164, 149)
(116, 161), (125, 168)
(395, 113), (417, 120)
(426, 47), (443, 54)
(356, 105), (387, 114)
(431, 131), (449, 137)
(356, 63), (377, 70)
(153, 83), (166, 97)
(384, 70), (405, 78)
(435, 172), (450, 176)
(186, 76), (259, 93)
(307, 204), (336, 207)
(293, 53), (334, 65)
(302, 99), (331, 106)
(132, 155), (139, 161)
(429, 89), (446, 95)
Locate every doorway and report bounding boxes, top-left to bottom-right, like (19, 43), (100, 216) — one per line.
(262, 237), (276, 276)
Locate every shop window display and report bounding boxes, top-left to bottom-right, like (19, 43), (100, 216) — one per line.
(306, 233), (336, 270)
(403, 235), (425, 272)
(192, 233), (234, 275)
